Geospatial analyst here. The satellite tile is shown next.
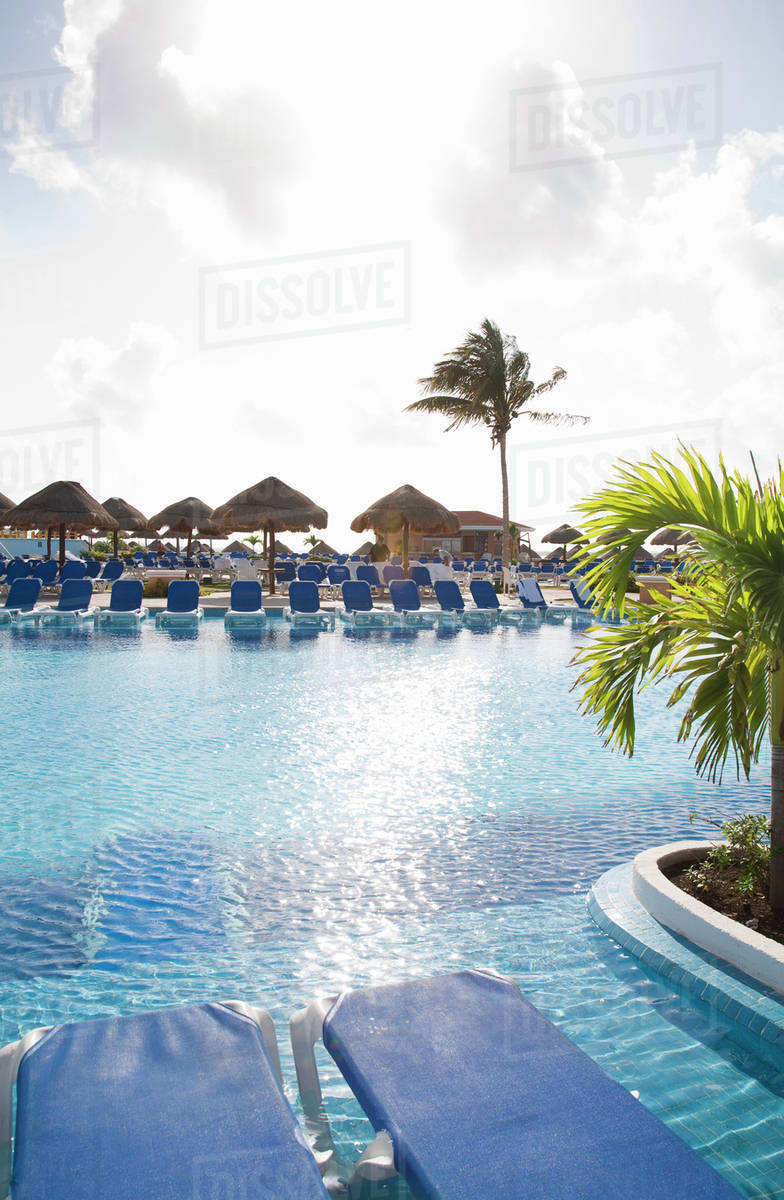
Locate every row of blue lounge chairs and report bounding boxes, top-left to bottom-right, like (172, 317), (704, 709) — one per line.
(0, 968), (741, 1199)
(0, 578), (207, 630)
(0, 575), (602, 634)
(0, 557), (124, 591)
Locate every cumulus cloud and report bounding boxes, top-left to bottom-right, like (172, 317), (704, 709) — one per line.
(440, 60), (625, 270)
(8, 0), (299, 242)
(47, 322), (176, 428)
(8, 130), (96, 193)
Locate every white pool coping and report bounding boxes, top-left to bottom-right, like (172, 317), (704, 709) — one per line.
(632, 841), (784, 996)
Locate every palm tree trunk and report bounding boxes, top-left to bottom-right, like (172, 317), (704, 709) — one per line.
(770, 651), (784, 910)
(499, 432), (510, 569)
(268, 521), (275, 595)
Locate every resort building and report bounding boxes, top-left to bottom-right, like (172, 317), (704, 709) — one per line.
(414, 510), (531, 557)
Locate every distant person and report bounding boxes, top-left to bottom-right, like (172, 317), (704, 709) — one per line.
(370, 536), (389, 562)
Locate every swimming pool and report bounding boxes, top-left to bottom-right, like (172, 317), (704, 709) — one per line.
(2, 614), (782, 1197)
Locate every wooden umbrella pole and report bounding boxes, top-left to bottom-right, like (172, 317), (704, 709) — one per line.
(402, 518), (409, 574)
(46, 527), (51, 558)
(58, 521), (66, 568)
(268, 521), (275, 595)
(113, 530), (119, 558)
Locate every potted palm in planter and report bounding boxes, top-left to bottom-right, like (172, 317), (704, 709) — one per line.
(573, 446), (783, 922)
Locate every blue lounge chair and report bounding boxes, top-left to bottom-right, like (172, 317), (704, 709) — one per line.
(32, 560), (58, 587)
(339, 580), (392, 628)
(389, 578), (436, 628)
(55, 560), (87, 586)
(326, 564), (350, 599)
(470, 579), (523, 624)
(155, 580), (203, 628)
(298, 562), (326, 585)
(274, 560), (297, 587)
(291, 970), (743, 1200)
(39, 579), (95, 626)
(516, 577), (549, 610)
(433, 578), (464, 627)
(0, 1002), (330, 1200)
(356, 563), (383, 591)
(570, 577), (599, 611)
(95, 559), (124, 591)
(94, 580), (147, 628)
(285, 581), (334, 629)
(83, 559), (101, 579)
(434, 579), (494, 628)
(224, 580), (266, 630)
(0, 561), (32, 592)
(0, 578), (42, 625)
(409, 564), (433, 594)
(381, 565), (406, 587)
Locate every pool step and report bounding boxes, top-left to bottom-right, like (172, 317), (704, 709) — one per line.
(589, 862), (784, 1071)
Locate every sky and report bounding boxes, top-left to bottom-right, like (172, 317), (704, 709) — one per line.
(0, 0), (783, 551)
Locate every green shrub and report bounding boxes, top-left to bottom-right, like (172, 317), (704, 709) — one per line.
(685, 812), (771, 900)
(143, 578), (171, 600)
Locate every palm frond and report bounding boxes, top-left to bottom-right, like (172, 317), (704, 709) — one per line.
(525, 410), (590, 426)
(573, 571), (769, 781)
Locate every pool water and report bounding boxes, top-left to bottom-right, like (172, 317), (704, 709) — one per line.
(2, 614), (783, 1197)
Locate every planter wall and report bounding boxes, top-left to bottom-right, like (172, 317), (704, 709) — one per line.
(632, 841), (784, 997)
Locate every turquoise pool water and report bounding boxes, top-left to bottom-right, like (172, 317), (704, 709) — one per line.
(2, 613), (783, 1197)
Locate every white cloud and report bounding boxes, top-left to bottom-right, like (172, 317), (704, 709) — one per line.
(47, 322), (176, 429)
(4, 4), (784, 547)
(16, 0), (299, 243)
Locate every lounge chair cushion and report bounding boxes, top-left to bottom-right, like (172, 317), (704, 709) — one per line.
(469, 580), (499, 610)
(230, 581), (263, 612)
(389, 579), (420, 612)
(13, 1003), (328, 1200)
(166, 580), (199, 612)
(322, 970), (741, 1200)
(109, 580), (143, 612)
(289, 581), (320, 613)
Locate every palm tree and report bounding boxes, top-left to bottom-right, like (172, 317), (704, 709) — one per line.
(405, 319), (587, 567)
(573, 446), (784, 910)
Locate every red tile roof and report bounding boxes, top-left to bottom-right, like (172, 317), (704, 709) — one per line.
(452, 510), (525, 529)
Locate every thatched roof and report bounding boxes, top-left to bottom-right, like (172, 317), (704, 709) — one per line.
(102, 496), (150, 532)
(0, 492), (14, 523)
(597, 527), (633, 545)
(651, 527), (695, 547)
(541, 523), (583, 544)
(350, 484), (460, 535)
(147, 497), (216, 535)
(212, 477), (327, 533)
(197, 517), (228, 537)
(223, 539), (254, 555)
(353, 540), (374, 555)
(5, 481), (117, 531)
(308, 539), (337, 557)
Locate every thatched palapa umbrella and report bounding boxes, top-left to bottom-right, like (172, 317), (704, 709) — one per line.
(651, 527), (695, 554)
(351, 484), (460, 572)
(148, 497), (221, 556)
(211, 477), (327, 594)
(4, 481), (117, 567)
(541, 523), (584, 564)
(0, 492), (13, 526)
(102, 497), (151, 559)
(307, 539), (338, 558)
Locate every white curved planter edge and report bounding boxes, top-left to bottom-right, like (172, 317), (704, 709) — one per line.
(632, 841), (784, 997)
